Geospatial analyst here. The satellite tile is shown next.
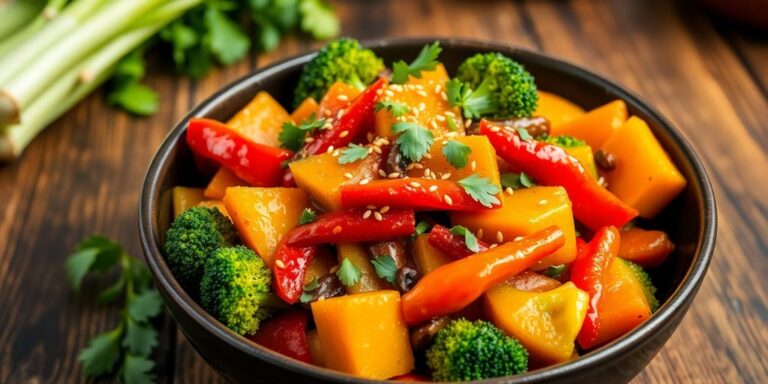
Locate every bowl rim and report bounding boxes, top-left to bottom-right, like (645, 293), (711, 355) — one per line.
(139, 37), (717, 383)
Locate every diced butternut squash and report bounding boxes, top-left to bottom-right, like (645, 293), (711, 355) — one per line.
(226, 91), (290, 147)
(172, 187), (205, 217)
(375, 64), (462, 138)
(204, 167), (249, 199)
(412, 234), (453, 274)
(306, 330), (325, 367)
(564, 145), (598, 180)
(534, 91), (585, 128)
(303, 247), (337, 284)
(593, 258), (652, 346)
(196, 200), (229, 218)
(601, 116), (686, 218)
(407, 135), (501, 188)
(452, 186), (577, 270)
(222, 187), (309, 266)
(484, 281), (589, 365)
(289, 151), (381, 210)
(291, 97), (319, 124)
(311, 291), (414, 379)
(551, 100), (627, 149)
(336, 243), (390, 294)
(318, 82), (361, 114)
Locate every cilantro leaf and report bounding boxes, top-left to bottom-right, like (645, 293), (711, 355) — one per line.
(520, 172), (536, 188)
(66, 236), (122, 291)
(450, 225), (480, 253)
(204, 7), (250, 65)
(97, 275), (126, 304)
(392, 122), (434, 162)
(442, 140), (472, 169)
(375, 101), (409, 118)
(336, 258), (361, 287)
(501, 172), (536, 190)
(544, 264), (566, 278)
(338, 143), (370, 164)
(299, 0), (341, 40)
(446, 78), (497, 119)
(298, 208), (317, 225)
(278, 115), (325, 151)
(123, 319), (158, 356)
(414, 221), (431, 236)
(299, 277), (319, 303)
(391, 41), (442, 84)
(446, 115), (459, 131)
(78, 328), (122, 376)
(122, 354), (155, 384)
(127, 290), (163, 323)
(458, 174), (501, 208)
(107, 51), (158, 116)
(371, 255), (398, 283)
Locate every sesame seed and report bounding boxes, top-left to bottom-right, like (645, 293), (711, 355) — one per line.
(465, 119), (472, 128)
(367, 132), (375, 142)
(409, 181), (422, 188)
(339, 130), (349, 138)
(405, 163), (416, 171)
(538, 199), (548, 206)
(441, 140), (448, 145)
(374, 211), (383, 221)
(333, 225), (343, 234)
(490, 243), (498, 249)
(337, 109), (345, 119)
(505, 187), (515, 196)
(431, 120), (438, 129)
(471, 160), (477, 171)
(413, 163), (424, 169)
(372, 146), (382, 154)
(443, 195), (453, 205)
(378, 169), (387, 177)
(329, 265), (339, 274)
(388, 172), (401, 179)
(424, 153), (432, 159)
(441, 92), (448, 101)
(445, 111), (456, 117)
(424, 168), (432, 178)
(344, 172), (354, 179)
(380, 206), (390, 213)
(366, 205), (376, 210)
(376, 89), (383, 96)
(363, 210), (372, 219)
(419, 102), (426, 111)
(384, 90), (395, 97)
(368, 147), (374, 154)
(417, 90), (429, 97)
(275, 260), (286, 269)
(327, 145), (335, 153)
(477, 229), (484, 239)
(415, 84), (425, 90)
(435, 115), (446, 122)
(496, 231), (504, 243)
(332, 150), (340, 157)
(324, 109), (332, 117)
(337, 94), (349, 101)
(434, 84), (442, 94)
(359, 178), (370, 185)
(378, 138), (391, 146)
(490, 126), (501, 132)
(514, 236), (523, 241)
(445, 131), (458, 138)
(441, 173), (451, 180)
(429, 185), (438, 192)
(305, 137), (315, 143)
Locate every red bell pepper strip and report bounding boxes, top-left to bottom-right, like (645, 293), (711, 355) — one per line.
(285, 208), (415, 247)
(427, 224), (490, 259)
(401, 226), (565, 325)
(282, 78), (387, 186)
(186, 118), (294, 187)
(570, 226), (620, 349)
(479, 120), (638, 230)
(248, 309), (313, 364)
(273, 239), (316, 304)
(340, 179), (497, 211)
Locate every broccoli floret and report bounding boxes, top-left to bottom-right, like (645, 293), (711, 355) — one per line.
(624, 259), (660, 312)
(293, 37), (384, 107)
(539, 134), (587, 148)
(200, 246), (275, 335)
(164, 207), (237, 289)
(456, 52), (538, 118)
(426, 319), (528, 381)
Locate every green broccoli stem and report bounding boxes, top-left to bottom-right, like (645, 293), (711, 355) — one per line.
(0, 0), (49, 43)
(256, 292), (290, 309)
(0, 0), (70, 57)
(0, 0), (203, 160)
(0, 0), (167, 125)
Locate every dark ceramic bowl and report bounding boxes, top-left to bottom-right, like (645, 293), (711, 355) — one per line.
(139, 38), (716, 383)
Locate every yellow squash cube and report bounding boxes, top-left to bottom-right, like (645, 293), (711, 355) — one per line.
(172, 187), (205, 217)
(412, 234), (453, 274)
(601, 116), (686, 218)
(289, 151), (381, 210)
(551, 100), (627, 149)
(226, 91), (290, 147)
(222, 187), (309, 266)
(534, 91), (585, 128)
(407, 135), (501, 188)
(451, 186), (577, 270)
(204, 167), (248, 199)
(336, 243), (390, 294)
(311, 291), (414, 379)
(564, 145), (598, 180)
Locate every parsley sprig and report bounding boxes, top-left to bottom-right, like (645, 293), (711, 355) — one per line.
(392, 122), (434, 162)
(391, 41), (442, 84)
(298, 208), (317, 225)
(442, 140), (472, 169)
(278, 114), (326, 151)
(450, 225), (481, 253)
(338, 143), (370, 164)
(445, 78), (498, 119)
(375, 101), (409, 118)
(67, 236), (163, 383)
(336, 258), (361, 287)
(458, 174), (501, 208)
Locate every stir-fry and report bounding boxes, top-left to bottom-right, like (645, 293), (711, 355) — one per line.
(165, 38), (686, 381)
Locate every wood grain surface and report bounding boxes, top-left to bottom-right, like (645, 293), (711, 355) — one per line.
(0, 0), (766, 383)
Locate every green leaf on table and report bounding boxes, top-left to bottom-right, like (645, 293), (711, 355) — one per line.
(122, 354), (155, 384)
(299, 0), (341, 40)
(97, 275), (126, 304)
(127, 290), (163, 323)
(442, 140), (472, 169)
(392, 122), (434, 162)
(108, 82), (159, 116)
(205, 7), (250, 65)
(450, 225), (480, 253)
(338, 143), (370, 164)
(298, 208), (317, 225)
(66, 236), (122, 291)
(123, 319), (158, 356)
(371, 255), (397, 283)
(78, 328), (122, 376)
(458, 174), (501, 208)
(336, 257), (361, 287)
(391, 41), (442, 84)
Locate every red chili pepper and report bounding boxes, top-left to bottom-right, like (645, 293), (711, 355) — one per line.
(248, 309), (313, 364)
(339, 179), (496, 211)
(401, 226), (565, 325)
(282, 79), (387, 186)
(273, 239), (316, 304)
(427, 224), (490, 259)
(284, 208), (415, 247)
(570, 226), (620, 349)
(186, 118), (294, 187)
(479, 120), (638, 230)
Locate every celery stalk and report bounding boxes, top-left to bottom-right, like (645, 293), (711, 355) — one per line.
(0, 0), (70, 57)
(0, 0), (48, 43)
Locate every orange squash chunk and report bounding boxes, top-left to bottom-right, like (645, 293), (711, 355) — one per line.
(311, 291), (414, 379)
(601, 116), (686, 218)
(196, 200), (229, 217)
(534, 91), (585, 128)
(222, 187), (309, 266)
(318, 82), (361, 115)
(226, 91), (290, 147)
(412, 234), (453, 274)
(406, 135), (501, 188)
(291, 97), (319, 124)
(594, 258), (652, 346)
(551, 100), (627, 149)
(172, 187), (205, 217)
(204, 167), (249, 199)
(336, 243), (390, 294)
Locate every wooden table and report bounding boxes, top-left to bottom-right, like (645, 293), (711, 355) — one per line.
(1, 0), (766, 382)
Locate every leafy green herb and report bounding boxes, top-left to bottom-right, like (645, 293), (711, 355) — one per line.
(392, 122), (435, 162)
(515, 126), (533, 141)
(336, 258), (361, 287)
(445, 78), (498, 119)
(458, 174), (501, 208)
(501, 172), (536, 190)
(539, 134), (587, 148)
(278, 114), (326, 151)
(338, 143), (370, 164)
(543, 264), (566, 278)
(375, 100), (409, 117)
(391, 41), (442, 84)
(446, 115), (459, 131)
(371, 255), (398, 283)
(414, 221), (431, 236)
(298, 208), (317, 225)
(106, 50), (158, 116)
(299, 277), (319, 303)
(298, 0), (341, 40)
(442, 140), (472, 169)
(68, 236), (163, 383)
(450, 225), (480, 253)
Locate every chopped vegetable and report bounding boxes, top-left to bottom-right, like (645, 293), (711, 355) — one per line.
(619, 227), (675, 268)
(551, 100), (627, 148)
(272, 239), (317, 304)
(593, 258), (654, 346)
(226, 91), (291, 147)
(336, 243), (391, 294)
(284, 208), (416, 246)
(204, 167), (249, 200)
(172, 186), (206, 217)
(248, 309), (313, 364)
(426, 224), (490, 259)
(340, 179), (497, 211)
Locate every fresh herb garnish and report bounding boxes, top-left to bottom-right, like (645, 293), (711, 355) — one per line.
(458, 174), (501, 208)
(392, 122), (435, 162)
(338, 143), (370, 164)
(391, 41), (442, 84)
(67, 236), (163, 383)
(371, 255), (398, 283)
(278, 114), (326, 151)
(414, 221), (431, 236)
(106, 50), (158, 116)
(446, 115), (459, 131)
(442, 140), (472, 169)
(336, 258), (361, 287)
(544, 264), (566, 278)
(445, 78), (498, 119)
(298, 208), (317, 225)
(539, 134), (586, 148)
(375, 100), (409, 118)
(450, 225), (480, 253)
(299, 277), (319, 303)
(501, 172), (536, 189)
(515, 126), (533, 141)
